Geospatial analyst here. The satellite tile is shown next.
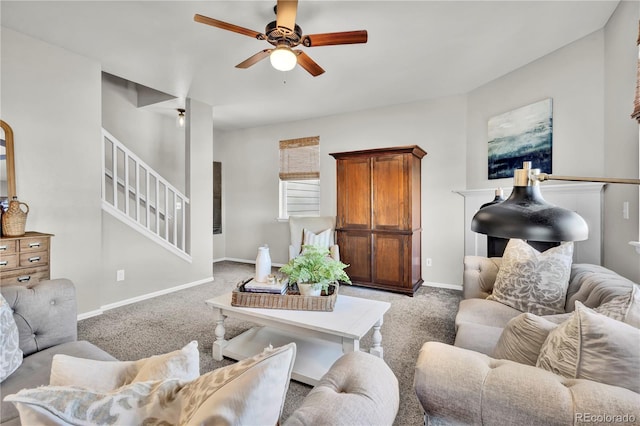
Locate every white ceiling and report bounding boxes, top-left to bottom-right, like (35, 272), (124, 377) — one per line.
(1, 1), (620, 131)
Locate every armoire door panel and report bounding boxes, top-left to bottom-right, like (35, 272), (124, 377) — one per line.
(372, 154), (407, 231)
(372, 233), (408, 287)
(336, 158), (371, 229)
(337, 231), (371, 283)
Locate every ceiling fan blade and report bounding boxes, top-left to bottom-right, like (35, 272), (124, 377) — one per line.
(295, 51), (325, 77)
(194, 14), (265, 40)
(302, 30), (368, 47)
(276, 0), (298, 34)
(236, 50), (272, 69)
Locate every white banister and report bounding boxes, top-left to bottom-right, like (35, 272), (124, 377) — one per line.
(101, 128), (191, 262)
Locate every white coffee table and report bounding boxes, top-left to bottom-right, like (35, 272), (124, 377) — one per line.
(205, 292), (391, 386)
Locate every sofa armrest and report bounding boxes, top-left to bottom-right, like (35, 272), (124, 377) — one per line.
(0, 279), (78, 356)
(414, 342), (640, 426)
(284, 351), (399, 426)
(463, 256), (501, 300)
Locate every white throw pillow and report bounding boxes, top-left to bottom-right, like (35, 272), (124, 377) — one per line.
(536, 302), (640, 393)
(487, 239), (573, 315)
(50, 340), (199, 392)
(493, 313), (558, 366)
(6, 343), (296, 426)
(303, 228), (333, 249)
(0, 294), (22, 382)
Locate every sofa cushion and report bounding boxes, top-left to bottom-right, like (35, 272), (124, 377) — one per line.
(0, 294), (23, 383)
(453, 323), (504, 356)
(5, 343), (296, 426)
(0, 340), (115, 425)
(50, 340), (199, 392)
(456, 298), (522, 330)
(493, 313), (558, 366)
(565, 264), (636, 312)
(487, 239), (573, 315)
(537, 302), (640, 393)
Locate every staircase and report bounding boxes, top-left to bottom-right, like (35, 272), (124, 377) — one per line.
(101, 129), (191, 261)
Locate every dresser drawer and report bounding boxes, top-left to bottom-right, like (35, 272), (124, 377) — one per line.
(0, 254), (18, 269)
(20, 237), (50, 253)
(19, 250), (49, 267)
(0, 266), (50, 287)
(0, 240), (17, 254)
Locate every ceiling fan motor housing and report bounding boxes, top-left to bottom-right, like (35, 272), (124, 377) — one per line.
(266, 20), (303, 46)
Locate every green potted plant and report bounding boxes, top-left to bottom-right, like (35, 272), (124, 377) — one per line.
(280, 245), (351, 296)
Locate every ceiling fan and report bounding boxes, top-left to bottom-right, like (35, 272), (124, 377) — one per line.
(194, 0), (368, 77)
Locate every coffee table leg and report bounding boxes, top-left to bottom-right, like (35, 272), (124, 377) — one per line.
(369, 317), (384, 359)
(212, 310), (227, 361)
(342, 338), (360, 354)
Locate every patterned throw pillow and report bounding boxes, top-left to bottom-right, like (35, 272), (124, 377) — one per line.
(536, 302), (640, 393)
(493, 313), (558, 366)
(487, 239), (573, 315)
(0, 294), (22, 382)
(50, 341), (200, 392)
(303, 228), (333, 249)
(5, 343), (296, 425)
(594, 284), (640, 328)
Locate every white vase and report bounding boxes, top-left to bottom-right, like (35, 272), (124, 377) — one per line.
(298, 283), (322, 297)
(255, 245), (271, 283)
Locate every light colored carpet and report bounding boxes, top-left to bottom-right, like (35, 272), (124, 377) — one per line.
(78, 261), (461, 425)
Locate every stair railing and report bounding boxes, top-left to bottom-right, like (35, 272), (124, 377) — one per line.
(101, 128), (191, 261)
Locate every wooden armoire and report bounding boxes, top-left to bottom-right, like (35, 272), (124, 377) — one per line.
(330, 145), (426, 296)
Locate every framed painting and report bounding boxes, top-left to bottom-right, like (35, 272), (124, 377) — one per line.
(488, 98), (553, 179)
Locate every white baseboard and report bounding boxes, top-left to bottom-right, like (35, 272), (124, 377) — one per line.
(423, 281), (463, 291)
(77, 276), (214, 321)
(215, 257), (286, 267)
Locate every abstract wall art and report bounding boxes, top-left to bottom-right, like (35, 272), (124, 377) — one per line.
(488, 98), (553, 180)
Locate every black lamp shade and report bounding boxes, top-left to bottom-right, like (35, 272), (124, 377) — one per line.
(471, 186), (589, 242)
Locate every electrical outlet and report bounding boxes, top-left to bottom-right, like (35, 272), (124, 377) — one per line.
(426, 258), (433, 267)
(623, 201), (629, 220)
(116, 269), (125, 282)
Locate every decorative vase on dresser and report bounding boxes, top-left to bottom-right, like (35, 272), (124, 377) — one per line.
(0, 232), (53, 287)
(330, 145), (426, 296)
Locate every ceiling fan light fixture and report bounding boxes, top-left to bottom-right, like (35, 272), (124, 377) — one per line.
(270, 45), (297, 71)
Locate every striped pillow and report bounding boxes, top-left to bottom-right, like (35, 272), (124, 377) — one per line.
(303, 228), (332, 250)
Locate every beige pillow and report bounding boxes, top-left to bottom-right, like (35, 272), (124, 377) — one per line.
(487, 239), (573, 315)
(493, 313), (558, 366)
(303, 227), (333, 249)
(594, 284), (639, 328)
(536, 302), (640, 393)
(6, 343), (296, 426)
(50, 341), (199, 392)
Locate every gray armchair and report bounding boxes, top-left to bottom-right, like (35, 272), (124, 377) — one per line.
(288, 216), (340, 261)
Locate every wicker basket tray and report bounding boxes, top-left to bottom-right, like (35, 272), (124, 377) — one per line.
(231, 282), (338, 311)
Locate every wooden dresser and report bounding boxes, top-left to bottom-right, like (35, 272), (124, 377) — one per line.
(330, 146), (426, 296)
(0, 232), (53, 287)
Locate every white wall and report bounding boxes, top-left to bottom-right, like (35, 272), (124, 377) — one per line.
(102, 73), (186, 193)
(2, 28), (215, 313)
(216, 95), (467, 286)
(603, 0), (640, 282)
(212, 129), (226, 261)
(466, 4), (639, 283)
(1, 28), (103, 311)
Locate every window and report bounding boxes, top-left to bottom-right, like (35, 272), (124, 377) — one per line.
(279, 136), (320, 219)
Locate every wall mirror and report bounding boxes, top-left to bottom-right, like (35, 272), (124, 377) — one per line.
(0, 120), (16, 208)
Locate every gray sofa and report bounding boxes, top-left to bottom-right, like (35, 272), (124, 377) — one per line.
(0, 279), (116, 425)
(414, 257), (639, 425)
(1, 279), (399, 426)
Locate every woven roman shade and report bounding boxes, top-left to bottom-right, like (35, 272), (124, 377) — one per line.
(632, 20), (640, 123)
(279, 136), (320, 180)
